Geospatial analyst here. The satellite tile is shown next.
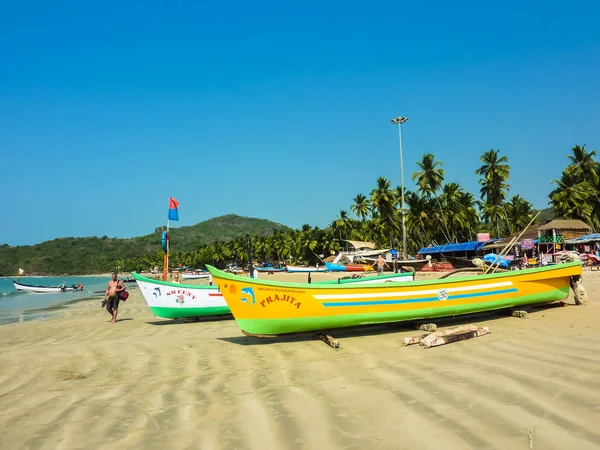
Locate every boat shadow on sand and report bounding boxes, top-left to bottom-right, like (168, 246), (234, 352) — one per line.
(216, 300), (572, 347)
(145, 314), (234, 326)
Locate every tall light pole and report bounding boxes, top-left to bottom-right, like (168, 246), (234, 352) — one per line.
(391, 116), (408, 259)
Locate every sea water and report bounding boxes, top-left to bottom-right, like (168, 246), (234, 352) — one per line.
(0, 276), (114, 324)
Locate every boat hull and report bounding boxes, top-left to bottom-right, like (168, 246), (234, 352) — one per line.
(132, 273), (230, 319)
(285, 265), (327, 273)
(133, 271), (414, 319)
(12, 281), (82, 293)
(325, 262), (374, 272)
(443, 256), (477, 269)
(206, 262), (582, 335)
(396, 259), (429, 271)
(180, 273), (210, 280)
(255, 267), (287, 273)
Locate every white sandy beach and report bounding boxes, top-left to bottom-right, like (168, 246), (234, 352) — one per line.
(1, 270), (600, 449)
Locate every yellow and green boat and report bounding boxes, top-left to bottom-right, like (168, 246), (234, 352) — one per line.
(132, 270), (413, 320)
(206, 261), (583, 336)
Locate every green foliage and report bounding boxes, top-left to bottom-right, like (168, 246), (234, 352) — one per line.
(3, 145), (595, 276)
(0, 215), (290, 276)
(549, 145), (600, 231)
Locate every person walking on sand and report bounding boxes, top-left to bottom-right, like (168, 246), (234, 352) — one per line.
(376, 254), (386, 276)
(104, 272), (125, 323)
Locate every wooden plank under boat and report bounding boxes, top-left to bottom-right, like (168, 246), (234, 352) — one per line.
(206, 261), (583, 336)
(132, 270), (415, 320)
(12, 280), (84, 294)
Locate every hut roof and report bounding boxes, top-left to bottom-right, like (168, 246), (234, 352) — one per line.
(537, 219), (591, 231)
(342, 240), (376, 250)
(481, 222), (549, 250)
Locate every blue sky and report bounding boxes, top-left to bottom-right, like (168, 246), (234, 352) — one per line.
(1, 0), (599, 246)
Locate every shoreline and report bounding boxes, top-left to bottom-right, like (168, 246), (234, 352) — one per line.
(0, 294), (103, 326)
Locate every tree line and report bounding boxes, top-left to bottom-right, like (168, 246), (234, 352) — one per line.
(113, 144), (598, 273)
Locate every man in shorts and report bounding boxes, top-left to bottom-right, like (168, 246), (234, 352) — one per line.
(104, 272), (125, 323)
(376, 255), (386, 276)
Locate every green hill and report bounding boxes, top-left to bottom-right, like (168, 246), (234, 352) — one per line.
(0, 214), (291, 276)
(537, 207), (555, 222)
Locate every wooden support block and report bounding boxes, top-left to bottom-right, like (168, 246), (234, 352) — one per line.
(511, 310), (529, 319)
(415, 323), (437, 332)
(314, 333), (341, 349)
(571, 275), (588, 306)
(420, 325), (490, 349)
(403, 334), (428, 346)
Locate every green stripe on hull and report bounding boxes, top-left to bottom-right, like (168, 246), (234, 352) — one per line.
(236, 287), (570, 335)
(149, 306), (231, 319)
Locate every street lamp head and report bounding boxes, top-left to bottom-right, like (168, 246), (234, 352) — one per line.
(390, 117), (408, 125)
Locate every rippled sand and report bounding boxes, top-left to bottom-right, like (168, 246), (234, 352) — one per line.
(1, 271), (600, 449)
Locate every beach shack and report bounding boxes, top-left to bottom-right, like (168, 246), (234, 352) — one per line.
(417, 240), (497, 262)
(536, 219), (591, 261)
(565, 233), (600, 267)
(482, 219), (592, 263)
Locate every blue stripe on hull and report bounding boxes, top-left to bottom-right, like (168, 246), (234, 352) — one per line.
(321, 288), (519, 307)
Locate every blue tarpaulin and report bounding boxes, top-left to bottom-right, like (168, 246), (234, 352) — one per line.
(418, 240), (499, 255)
(565, 233), (600, 244)
(482, 253), (511, 268)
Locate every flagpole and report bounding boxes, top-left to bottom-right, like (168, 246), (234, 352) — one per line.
(165, 197), (179, 281)
(165, 219), (170, 281)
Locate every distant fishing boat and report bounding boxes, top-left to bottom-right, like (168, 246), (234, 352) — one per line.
(12, 280), (84, 294)
(206, 261), (585, 337)
(443, 255), (478, 270)
(132, 271), (415, 319)
(180, 273), (210, 280)
(285, 265), (328, 273)
(255, 266), (287, 273)
(324, 262), (374, 272)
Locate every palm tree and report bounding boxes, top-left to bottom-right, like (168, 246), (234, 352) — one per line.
(370, 177), (398, 248)
(565, 144), (599, 186)
(549, 145), (599, 231)
(549, 175), (594, 225)
(412, 154), (451, 242)
(405, 191), (433, 250)
(351, 194), (371, 221)
(505, 195), (536, 234)
(475, 149), (510, 237)
(478, 201), (508, 237)
(456, 191), (479, 241)
(412, 154), (445, 198)
(333, 210), (351, 241)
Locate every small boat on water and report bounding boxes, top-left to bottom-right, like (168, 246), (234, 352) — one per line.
(206, 260), (585, 337)
(132, 271), (415, 320)
(12, 280), (84, 294)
